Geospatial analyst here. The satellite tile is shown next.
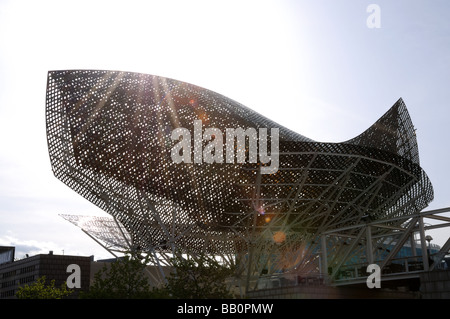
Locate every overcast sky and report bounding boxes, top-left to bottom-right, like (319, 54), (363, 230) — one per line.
(0, 0), (449, 260)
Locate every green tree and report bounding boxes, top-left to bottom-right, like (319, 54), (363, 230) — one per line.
(159, 253), (234, 299)
(81, 253), (235, 299)
(16, 276), (73, 299)
(80, 255), (163, 299)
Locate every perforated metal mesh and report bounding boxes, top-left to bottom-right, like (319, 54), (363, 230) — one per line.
(59, 214), (131, 252)
(46, 70), (433, 275)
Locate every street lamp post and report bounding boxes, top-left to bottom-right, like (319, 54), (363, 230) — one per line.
(425, 235), (433, 265)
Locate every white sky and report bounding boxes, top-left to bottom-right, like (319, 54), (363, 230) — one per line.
(0, 0), (449, 260)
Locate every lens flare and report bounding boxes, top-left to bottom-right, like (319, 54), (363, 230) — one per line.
(273, 231), (286, 244)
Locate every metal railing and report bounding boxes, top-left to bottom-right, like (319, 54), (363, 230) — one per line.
(252, 254), (449, 291)
(333, 253), (449, 283)
(255, 272), (327, 290)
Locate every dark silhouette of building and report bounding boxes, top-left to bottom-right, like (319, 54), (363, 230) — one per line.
(0, 248), (91, 299)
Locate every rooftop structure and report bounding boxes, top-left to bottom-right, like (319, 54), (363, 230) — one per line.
(0, 247), (15, 266)
(46, 70), (437, 292)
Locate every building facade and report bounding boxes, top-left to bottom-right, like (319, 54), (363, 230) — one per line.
(0, 249), (91, 299)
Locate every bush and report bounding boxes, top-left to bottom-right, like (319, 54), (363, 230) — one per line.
(16, 276), (73, 299)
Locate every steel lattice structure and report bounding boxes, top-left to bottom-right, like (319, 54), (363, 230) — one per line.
(46, 70), (433, 291)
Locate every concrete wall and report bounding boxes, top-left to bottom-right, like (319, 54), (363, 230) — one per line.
(247, 283), (419, 299)
(248, 270), (450, 299)
(420, 270), (450, 299)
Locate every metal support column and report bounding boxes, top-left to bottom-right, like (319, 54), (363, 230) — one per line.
(410, 233), (417, 259)
(321, 235), (328, 276)
(419, 217), (429, 271)
(366, 226), (374, 265)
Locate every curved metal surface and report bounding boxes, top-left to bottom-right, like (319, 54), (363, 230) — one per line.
(46, 70), (433, 269)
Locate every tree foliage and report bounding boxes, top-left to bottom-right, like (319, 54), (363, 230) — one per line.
(16, 276), (73, 299)
(158, 253), (234, 299)
(81, 253), (234, 299)
(80, 255), (162, 299)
